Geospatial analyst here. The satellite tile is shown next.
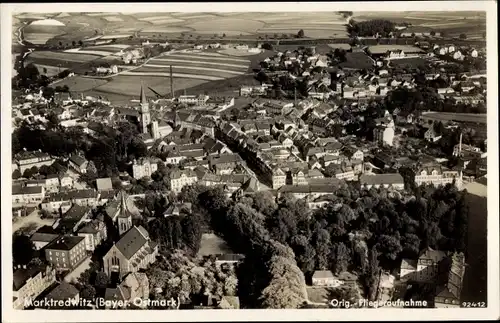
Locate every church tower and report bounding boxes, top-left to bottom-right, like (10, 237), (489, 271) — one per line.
(116, 190), (133, 236)
(139, 83), (151, 134)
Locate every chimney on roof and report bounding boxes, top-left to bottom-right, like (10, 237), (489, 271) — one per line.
(22, 264), (27, 269)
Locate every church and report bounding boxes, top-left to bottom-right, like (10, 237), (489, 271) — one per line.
(138, 83), (173, 140)
(103, 190), (158, 279)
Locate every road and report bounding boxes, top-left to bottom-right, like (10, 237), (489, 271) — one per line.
(460, 180), (488, 304)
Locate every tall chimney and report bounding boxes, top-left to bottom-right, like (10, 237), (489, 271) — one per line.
(170, 65), (174, 98)
(459, 132), (463, 155)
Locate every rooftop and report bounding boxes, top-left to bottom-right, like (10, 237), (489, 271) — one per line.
(45, 235), (85, 251)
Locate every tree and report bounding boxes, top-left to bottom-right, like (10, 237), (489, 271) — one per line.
(297, 29), (305, 38)
(430, 30), (436, 37)
(22, 168), (34, 179)
(78, 40), (83, 47)
(80, 285), (96, 300)
(95, 271), (110, 289)
(331, 242), (351, 274)
(12, 169), (21, 179)
(13, 234), (35, 266)
(261, 43), (273, 50)
(459, 33), (467, 40)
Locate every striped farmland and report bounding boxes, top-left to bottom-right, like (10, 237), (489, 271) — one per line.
(124, 51), (251, 81)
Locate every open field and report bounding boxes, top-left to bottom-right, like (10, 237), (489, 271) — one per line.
(64, 48), (114, 56)
(420, 112), (487, 124)
(50, 75), (108, 91)
(88, 74), (208, 97)
(28, 50), (103, 63)
(34, 64), (69, 77)
(197, 233), (234, 257)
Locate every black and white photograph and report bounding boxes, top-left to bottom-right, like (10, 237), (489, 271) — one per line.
(1, 1), (498, 322)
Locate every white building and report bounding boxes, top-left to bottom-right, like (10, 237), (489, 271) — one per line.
(132, 158), (159, 180)
(169, 169), (198, 193)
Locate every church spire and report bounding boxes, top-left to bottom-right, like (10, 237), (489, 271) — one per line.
(140, 82), (147, 104)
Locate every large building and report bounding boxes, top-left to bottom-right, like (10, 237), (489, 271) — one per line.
(44, 235), (87, 271)
(413, 165), (460, 187)
(13, 150), (55, 174)
(132, 158), (159, 180)
(12, 185), (45, 206)
(169, 169), (198, 193)
(103, 226), (158, 279)
(13, 264), (56, 309)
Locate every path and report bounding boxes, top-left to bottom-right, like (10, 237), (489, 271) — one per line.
(460, 180), (488, 304)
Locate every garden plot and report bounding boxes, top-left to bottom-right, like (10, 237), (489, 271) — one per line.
(162, 53), (250, 63)
(85, 12), (121, 16)
(138, 16), (184, 23)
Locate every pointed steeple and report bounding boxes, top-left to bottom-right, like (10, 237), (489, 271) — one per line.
(140, 82), (147, 104)
(117, 190), (132, 219)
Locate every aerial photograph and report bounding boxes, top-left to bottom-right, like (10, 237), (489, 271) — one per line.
(9, 9), (489, 312)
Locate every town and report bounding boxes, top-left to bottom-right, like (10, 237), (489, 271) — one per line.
(11, 11), (488, 311)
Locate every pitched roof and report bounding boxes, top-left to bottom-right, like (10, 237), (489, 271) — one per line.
(140, 82), (147, 104)
(96, 177), (113, 191)
(312, 270), (334, 279)
(13, 265), (46, 291)
(359, 173), (404, 185)
(115, 226), (149, 260)
(45, 282), (79, 301)
(45, 235), (85, 251)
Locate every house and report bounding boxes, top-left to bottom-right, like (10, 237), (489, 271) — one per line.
(12, 185), (45, 205)
(413, 165), (459, 187)
(96, 177), (113, 191)
(215, 254), (245, 266)
(312, 270), (336, 286)
(68, 154), (89, 174)
(169, 169), (198, 193)
(209, 154), (244, 175)
(424, 127), (442, 142)
(277, 182), (344, 200)
(13, 264), (57, 309)
(218, 296), (240, 309)
(290, 169), (308, 186)
(77, 220), (107, 252)
(359, 173), (405, 190)
(271, 167), (287, 189)
(14, 150), (55, 174)
(452, 144), (485, 159)
(387, 50), (405, 59)
(342, 146), (364, 161)
(373, 123), (395, 147)
(104, 272), (149, 309)
(59, 204), (92, 233)
(43, 282), (80, 308)
(103, 225), (158, 279)
(434, 253), (466, 308)
(31, 230), (60, 250)
(132, 158), (159, 180)
(44, 235), (87, 271)
(400, 247), (447, 282)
